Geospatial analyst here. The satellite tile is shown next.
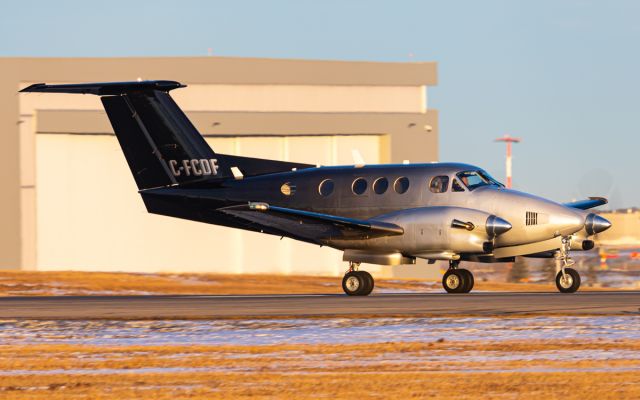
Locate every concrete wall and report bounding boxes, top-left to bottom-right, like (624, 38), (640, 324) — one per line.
(173, 84), (426, 113)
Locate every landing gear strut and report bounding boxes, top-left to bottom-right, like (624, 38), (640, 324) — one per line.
(555, 237), (581, 293)
(342, 262), (375, 296)
(442, 260), (474, 294)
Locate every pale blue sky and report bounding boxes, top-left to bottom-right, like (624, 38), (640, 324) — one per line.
(2, 0), (638, 208)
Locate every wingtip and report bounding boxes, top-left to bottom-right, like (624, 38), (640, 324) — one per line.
(588, 196), (608, 204)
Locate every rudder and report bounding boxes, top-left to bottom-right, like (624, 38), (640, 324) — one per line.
(101, 91), (225, 189)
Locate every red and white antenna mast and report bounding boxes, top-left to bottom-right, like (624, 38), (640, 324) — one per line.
(494, 134), (521, 189)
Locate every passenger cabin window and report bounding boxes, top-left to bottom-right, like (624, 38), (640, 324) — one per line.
(429, 176), (449, 193)
(318, 179), (334, 196)
(394, 177), (410, 194)
(352, 177), (367, 195)
(452, 179), (465, 192)
(456, 170), (503, 191)
(373, 177), (388, 194)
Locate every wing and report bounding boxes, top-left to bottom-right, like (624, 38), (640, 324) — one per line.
(220, 202), (404, 242)
(563, 197), (608, 210)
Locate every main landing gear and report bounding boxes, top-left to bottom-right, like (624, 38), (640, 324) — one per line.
(342, 262), (374, 296)
(555, 237), (581, 293)
(442, 260), (474, 293)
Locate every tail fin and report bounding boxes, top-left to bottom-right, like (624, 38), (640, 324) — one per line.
(21, 81), (229, 190)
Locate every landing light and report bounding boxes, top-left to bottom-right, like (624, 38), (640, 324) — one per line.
(249, 202), (269, 211)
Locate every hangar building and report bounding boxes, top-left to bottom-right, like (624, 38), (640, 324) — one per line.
(595, 209), (640, 247)
(0, 57), (438, 275)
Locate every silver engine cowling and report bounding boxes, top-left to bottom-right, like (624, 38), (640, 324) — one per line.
(336, 206), (512, 258)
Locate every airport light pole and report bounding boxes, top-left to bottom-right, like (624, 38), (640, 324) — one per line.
(494, 134), (521, 189)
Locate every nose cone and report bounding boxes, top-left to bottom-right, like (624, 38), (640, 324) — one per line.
(585, 213), (612, 235)
(486, 215), (513, 237)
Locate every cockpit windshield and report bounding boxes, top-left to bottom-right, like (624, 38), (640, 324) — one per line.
(456, 170), (504, 191)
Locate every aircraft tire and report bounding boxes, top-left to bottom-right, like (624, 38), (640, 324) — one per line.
(555, 268), (581, 293)
(442, 269), (467, 293)
(459, 269), (474, 293)
(342, 271), (366, 296)
(357, 271), (375, 296)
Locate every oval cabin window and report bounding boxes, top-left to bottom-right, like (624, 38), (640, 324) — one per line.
(394, 177), (410, 194)
(352, 178), (367, 195)
(429, 176), (449, 193)
(373, 177), (389, 194)
(318, 179), (334, 196)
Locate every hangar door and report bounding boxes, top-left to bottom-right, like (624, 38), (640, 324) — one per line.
(35, 134), (382, 275)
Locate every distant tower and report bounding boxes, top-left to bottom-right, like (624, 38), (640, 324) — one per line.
(494, 135), (521, 189)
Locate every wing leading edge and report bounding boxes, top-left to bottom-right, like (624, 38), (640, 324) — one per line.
(563, 197), (608, 210)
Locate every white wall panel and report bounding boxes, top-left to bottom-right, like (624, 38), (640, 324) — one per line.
(285, 136), (344, 275)
(36, 134), (381, 275)
(36, 135), (240, 272)
(286, 136), (332, 166)
(334, 135), (380, 166)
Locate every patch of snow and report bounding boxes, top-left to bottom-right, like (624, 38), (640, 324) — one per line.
(1, 316), (640, 346)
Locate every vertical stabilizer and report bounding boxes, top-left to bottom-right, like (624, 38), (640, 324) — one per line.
(21, 81), (230, 190)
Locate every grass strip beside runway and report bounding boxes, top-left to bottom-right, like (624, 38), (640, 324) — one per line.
(1, 340), (640, 399)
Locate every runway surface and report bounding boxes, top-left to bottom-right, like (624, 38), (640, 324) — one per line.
(1, 291), (639, 319)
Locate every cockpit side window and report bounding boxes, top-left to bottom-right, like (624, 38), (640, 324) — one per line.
(429, 176), (449, 193)
(452, 179), (465, 192)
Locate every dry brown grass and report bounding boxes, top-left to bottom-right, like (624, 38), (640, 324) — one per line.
(3, 371), (640, 400)
(0, 270), (585, 296)
(1, 340), (639, 399)
(0, 270), (343, 296)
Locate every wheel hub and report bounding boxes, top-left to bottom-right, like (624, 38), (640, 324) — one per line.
(346, 276), (360, 292)
(446, 274), (460, 289)
(559, 273), (573, 289)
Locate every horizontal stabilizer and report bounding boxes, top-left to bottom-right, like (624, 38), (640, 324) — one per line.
(564, 197), (608, 210)
(20, 80), (184, 95)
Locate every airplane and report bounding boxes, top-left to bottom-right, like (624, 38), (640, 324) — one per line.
(20, 80), (612, 295)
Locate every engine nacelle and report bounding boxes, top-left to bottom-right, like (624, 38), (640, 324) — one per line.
(368, 206), (511, 257)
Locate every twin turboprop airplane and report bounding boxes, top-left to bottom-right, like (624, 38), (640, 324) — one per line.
(21, 80), (612, 295)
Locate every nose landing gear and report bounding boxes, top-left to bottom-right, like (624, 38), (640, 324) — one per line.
(442, 260), (474, 293)
(555, 237), (581, 293)
(342, 262), (375, 296)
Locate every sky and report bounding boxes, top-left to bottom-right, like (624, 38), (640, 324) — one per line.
(2, 0), (638, 208)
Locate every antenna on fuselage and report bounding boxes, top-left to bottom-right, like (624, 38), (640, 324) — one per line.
(351, 149), (365, 168)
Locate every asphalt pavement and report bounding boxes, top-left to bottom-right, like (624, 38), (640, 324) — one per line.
(0, 291), (639, 319)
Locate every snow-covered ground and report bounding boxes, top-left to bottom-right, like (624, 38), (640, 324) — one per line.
(2, 316), (639, 346)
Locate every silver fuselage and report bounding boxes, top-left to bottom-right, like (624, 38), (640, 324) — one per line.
(201, 162), (598, 262)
